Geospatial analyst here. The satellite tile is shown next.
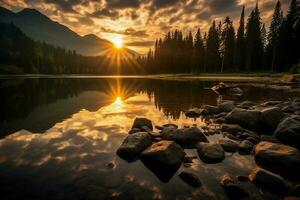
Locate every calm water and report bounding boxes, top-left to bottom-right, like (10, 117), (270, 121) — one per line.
(0, 77), (299, 200)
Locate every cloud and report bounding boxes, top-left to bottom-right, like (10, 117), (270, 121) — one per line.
(125, 40), (154, 47)
(105, 0), (141, 9)
(44, 0), (83, 12)
(101, 27), (149, 37)
(91, 8), (120, 19)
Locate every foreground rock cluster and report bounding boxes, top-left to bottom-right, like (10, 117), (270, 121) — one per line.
(117, 96), (300, 199)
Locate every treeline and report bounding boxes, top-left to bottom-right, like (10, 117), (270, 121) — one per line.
(142, 0), (300, 74)
(0, 22), (139, 74)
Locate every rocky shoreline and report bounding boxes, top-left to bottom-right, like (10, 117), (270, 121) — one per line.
(116, 93), (300, 199)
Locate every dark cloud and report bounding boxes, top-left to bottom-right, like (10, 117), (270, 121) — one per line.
(151, 0), (180, 9)
(91, 8), (120, 19)
(205, 0), (238, 13)
(44, 0), (82, 12)
(101, 27), (149, 37)
(125, 40), (154, 47)
(105, 0), (141, 9)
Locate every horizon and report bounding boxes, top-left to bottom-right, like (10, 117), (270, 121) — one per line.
(0, 0), (291, 54)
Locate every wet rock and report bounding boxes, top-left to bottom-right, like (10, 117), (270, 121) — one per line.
(220, 174), (248, 199)
(185, 108), (202, 118)
(197, 143), (225, 164)
(128, 128), (141, 134)
(215, 112), (228, 118)
(219, 101), (235, 112)
(238, 101), (256, 109)
(106, 161), (116, 169)
(162, 126), (208, 148)
(201, 105), (221, 115)
(163, 123), (178, 129)
(261, 101), (282, 107)
(255, 142), (300, 179)
(218, 139), (238, 152)
(155, 125), (164, 130)
(260, 135), (280, 143)
(211, 82), (230, 94)
(178, 171), (202, 188)
(225, 133), (241, 141)
(183, 155), (197, 163)
(236, 175), (250, 182)
(132, 118), (153, 131)
(216, 117), (226, 123)
(249, 168), (291, 195)
(282, 103), (300, 113)
(259, 107), (285, 131)
(289, 185), (300, 197)
(238, 140), (254, 154)
(225, 108), (261, 131)
(274, 116), (300, 146)
(117, 132), (152, 162)
(221, 124), (244, 135)
(245, 136), (260, 144)
(141, 141), (185, 182)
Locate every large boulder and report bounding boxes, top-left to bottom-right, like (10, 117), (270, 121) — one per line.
(201, 105), (221, 115)
(225, 108), (261, 131)
(259, 107), (285, 131)
(141, 141), (185, 182)
(255, 142), (300, 179)
(117, 132), (152, 162)
(249, 168), (291, 194)
(219, 139), (238, 152)
(161, 126), (208, 148)
(274, 116), (300, 146)
(218, 101), (235, 112)
(220, 174), (248, 199)
(132, 118), (153, 131)
(197, 143), (225, 164)
(222, 124), (244, 135)
(238, 140), (254, 154)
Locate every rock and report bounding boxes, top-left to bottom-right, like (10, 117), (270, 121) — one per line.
(162, 126), (208, 148)
(178, 171), (202, 188)
(261, 101), (282, 107)
(106, 161), (116, 169)
(183, 155), (197, 163)
(238, 140), (254, 154)
(128, 128), (141, 134)
(221, 124), (244, 135)
(132, 118), (153, 131)
(219, 101), (235, 112)
(197, 143), (225, 164)
(255, 142), (300, 179)
(141, 141), (185, 182)
(274, 116), (300, 146)
(245, 137), (260, 144)
(238, 101), (256, 109)
(225, 108), (261, 131)
(215, 118), (226, 123)
(260, 135), (279, 143)
(237, 175), (250, 182)
(218, 139), (238, 152)
(117, 132), (152, 162)
(220, 174), (248, 199)
(163, 123), (178, 129)
(249, 168), (291, 194)
(155, 125), (164, 130)
(215, 112), (228, 118)
(259, 107), (285, 131)
(225, 133), (241, 141)
(201, 105), (221, 115)
(185, 108), (202, 118)
(289, 185), (300, 197)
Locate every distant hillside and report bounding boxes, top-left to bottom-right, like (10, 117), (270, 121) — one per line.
(0, 6), (138, 57)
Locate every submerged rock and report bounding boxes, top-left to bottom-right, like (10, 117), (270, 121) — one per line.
(218, 101), (235, 112)
(218, 139), (238, 152)
(255, 142), (300, 179)
(259, 107), (285, 131)
(249, 168), (291, 194)
(162, 126), (208, 148)
(201, 105), (221, 115)
(163, 123), (178, 129)
(274, 116), (300, 146)
(222, 124), (244, 135)
(117, 132), (152, 162)
(185, 108), (202, 118)
(132, 118), (153, 131)
(238, 140), (254, 154)
(197, 143), (225, 164)
(225, 108), (261, 131)
(141, 140), (185, 182)
(178, 171), (202, 188)
(220, 174), (248, 199)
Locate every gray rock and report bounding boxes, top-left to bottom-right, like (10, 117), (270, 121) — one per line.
(155, 125), (164, 130)
(132, 118), (153, 131)
(128, 128), (141, 134)
(255, 142), (300, 179)
(197, 143), (225, 163)
(162, 126), (208, 148)
(222, 124), (244, 135)
(249, 168), (291, 194)
(220, 174), (248, 199)
(238, 101), (256, 109)
(178, 171), (202, 188)
(259, 107), (285, 131)
(238, 140), (254, 154)
(185, 108), (202, 118)
(261, 101), (282, 107)
(274, 116), (300, 146)
(117, 132), (152, 162)
(225, 108), (261, 130)
(260, 135), (280, 143)
(201, 105), (221, 115)
(163, 123), (178, 129)
(219, 139), (238, 152)
(219, 101), (235, 112)
(245, 136), (260, 144)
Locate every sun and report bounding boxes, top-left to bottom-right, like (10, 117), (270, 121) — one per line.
(113, 40), (123, 49)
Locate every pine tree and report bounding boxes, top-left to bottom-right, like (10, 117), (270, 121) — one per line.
(245, 3), (264, 71)
(235, 6), (246, 72)
(221, 16), (235, 72)
(266, 0), (283, 72)
(206, 20), (221, 72)
(193, 28), (205, 73)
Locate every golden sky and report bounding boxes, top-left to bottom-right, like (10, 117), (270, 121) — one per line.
(0, 0), (291, 54)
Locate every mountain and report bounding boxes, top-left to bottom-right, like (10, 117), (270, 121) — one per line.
(0, 6), (138, 57)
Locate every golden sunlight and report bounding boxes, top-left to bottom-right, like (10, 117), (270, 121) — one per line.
(111, 37), (123, 49)
(114, 96), (123, 105)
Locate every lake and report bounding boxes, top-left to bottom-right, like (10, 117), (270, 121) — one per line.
(0, 77), (299, 200)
